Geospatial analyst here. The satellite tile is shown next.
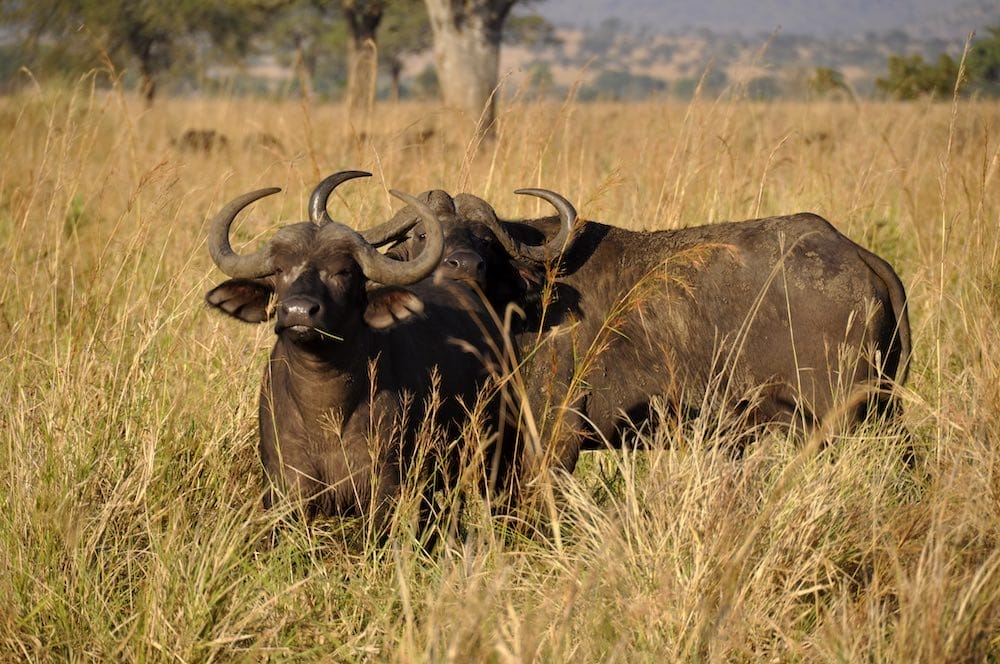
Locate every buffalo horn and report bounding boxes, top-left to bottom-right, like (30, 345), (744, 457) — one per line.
(207, 187), (281, 278)
(465, 188), (577, 264)
(341, 190), (444, 286)
(309, 170), (372, 226)
(310, 170), (422, 246)
(512, 188), (577, 263)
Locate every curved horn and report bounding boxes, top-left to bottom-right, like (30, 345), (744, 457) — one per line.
(340, 190), (444, 286)
(362, 190), (455, 246)
(513, 188), (577, 263)
(309, 170), (372, 226)
(360, 208), (422, 247)
(453, 193), (523, 258)
(208, 187), (281, 278)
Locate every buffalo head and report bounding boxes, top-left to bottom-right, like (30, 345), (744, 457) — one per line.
(206, 170), (445, 343)
(379, 187), (577, 312)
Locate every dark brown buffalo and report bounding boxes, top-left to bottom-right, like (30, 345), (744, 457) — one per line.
(384, 189), (912, 475)
(371, 189), (568, 314)
(172, 128), (229, 153)
(205, 171), (511, 529)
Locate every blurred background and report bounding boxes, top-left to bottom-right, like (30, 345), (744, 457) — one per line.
(2, 0), (998, 108)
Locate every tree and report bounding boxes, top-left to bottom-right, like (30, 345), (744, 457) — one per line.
(967, 24), (1000, 94)
(378, 0), (431, 101)
(412, 62), (439, 98)
(504, 13), (558, 50)
(270, 0), (425, 106)
(672, 68), (728, 100)
(807, 66), (854, 100)
(746, 75), (781, 101)
(341, 0), (384, 116)
(422, 0), (527, 141)
(2, 0), (271, 104)
(876, 53), (959, 100)
(874, 25), (1000, 101)
(523, 60), (554, 98)
(266, 1), (347, 100)
(580, 69), (667, 101)
(1, 0), (96, 89)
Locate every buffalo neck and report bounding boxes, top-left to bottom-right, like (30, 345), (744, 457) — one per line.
(270, 329), (373, 418)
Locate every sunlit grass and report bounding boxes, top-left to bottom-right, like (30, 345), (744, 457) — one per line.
(1, 71), (998, 660)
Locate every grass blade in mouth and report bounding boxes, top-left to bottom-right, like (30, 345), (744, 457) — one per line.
(315, 328), (344, 342)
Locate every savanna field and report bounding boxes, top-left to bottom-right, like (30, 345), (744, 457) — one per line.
(1, 75), (999, 660)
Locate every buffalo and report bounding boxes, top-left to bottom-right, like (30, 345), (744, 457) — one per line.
(383, 189), (912, 476)
(205, 171), (513, 531)
(172, 128), (230, 153)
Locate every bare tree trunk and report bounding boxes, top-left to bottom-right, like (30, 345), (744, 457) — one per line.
(140, 68), (157, 107)
(343, 1), (384, 123)
(292, 39), (314, 103)
(424, 0), (516, 141)
(389, 57), (403, 102)
(123, 9), (163, 107)
(131, 34), (161, 107)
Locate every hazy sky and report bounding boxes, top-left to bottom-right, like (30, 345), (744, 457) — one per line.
(533, 0), (998, 38)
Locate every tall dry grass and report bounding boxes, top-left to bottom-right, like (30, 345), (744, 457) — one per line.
(1, 70), (998, 660)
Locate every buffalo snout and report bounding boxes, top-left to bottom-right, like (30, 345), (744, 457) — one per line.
(276, 295), (326, 338)
(440, 249), (485, 284)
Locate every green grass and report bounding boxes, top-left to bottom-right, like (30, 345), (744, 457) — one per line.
(1, 74), (999, 660)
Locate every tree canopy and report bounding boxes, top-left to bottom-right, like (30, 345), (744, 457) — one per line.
(808, 67), (853, 100)
(876, 25), (1000, 100)
(1, 0), (278, 101)
(378, 0), (431, 100)
(5, 2), (998, 106)
(966, 25), (1000, 94)
(876, 53), (960, 100)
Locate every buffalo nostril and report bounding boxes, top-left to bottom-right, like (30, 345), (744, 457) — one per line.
(444, 252), (485, 276)
(280, 299), (321, 320)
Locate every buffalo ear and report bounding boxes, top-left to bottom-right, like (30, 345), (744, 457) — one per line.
(515, 262), (545, 292)
(364, 287), (424, 329)
(485, 258), (547, 309)
(206, 278), (274, 323)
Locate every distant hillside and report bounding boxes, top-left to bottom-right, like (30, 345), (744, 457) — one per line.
(488, 1), (1000, 101)
(530, 0), (1000, 40)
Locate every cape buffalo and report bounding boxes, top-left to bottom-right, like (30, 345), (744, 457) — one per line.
(172, 128), (229, 153)
(383, 189), (912, 475)
(205, 171), (512, 530)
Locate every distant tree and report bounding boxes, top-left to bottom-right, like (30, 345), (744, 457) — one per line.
(412, 62), (439, 98)
(269, 1), (425, 106)
(504, 13), (559, 50)
(0, 0), (91, 89)
(876, 53), (960, 100)
(422, 0), (532, 141)
(266, 1), (346, 99)
(807, 66), (854, 100)
(523, 60), (553, 98)
(967, 24), (1000, 94)
(746, 75), (781, 101)
(378, 0), (431, 101)
(580, 69), (666, 101)
(1, 0), (270, 104)
(340, 0), (385, 116)
(579, 17), (622, 57)
(672, 69), (728, 100)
